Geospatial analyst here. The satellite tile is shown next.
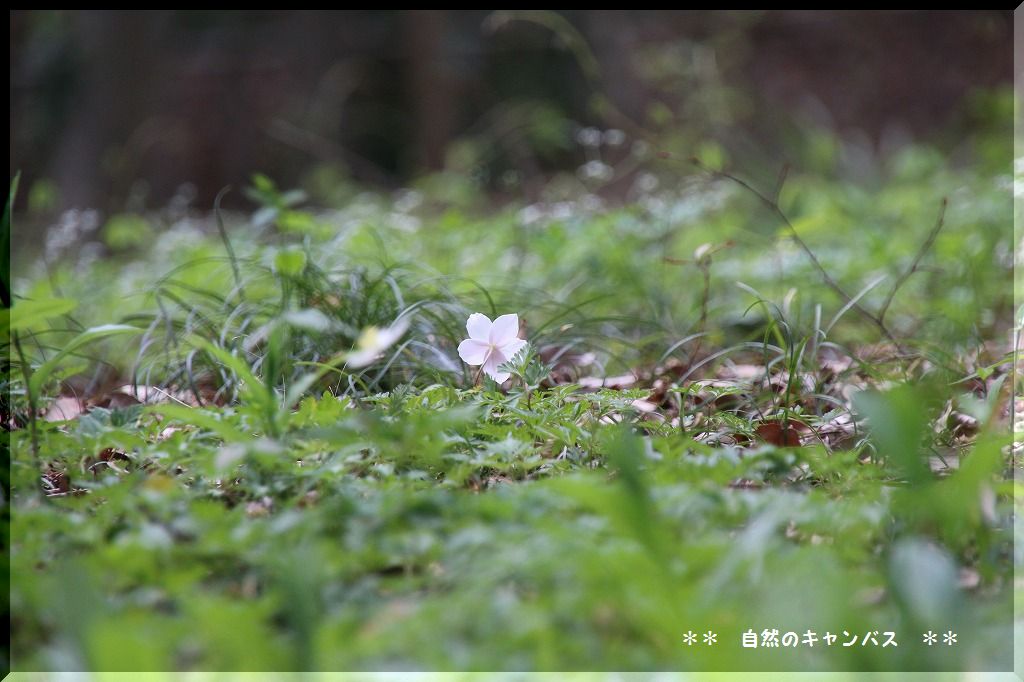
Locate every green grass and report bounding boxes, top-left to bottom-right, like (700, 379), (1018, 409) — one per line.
(6, 135), (1017, 672)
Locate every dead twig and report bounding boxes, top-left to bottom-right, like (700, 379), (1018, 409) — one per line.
(691, 158), (897, 342)
(877, 198), (947, 326)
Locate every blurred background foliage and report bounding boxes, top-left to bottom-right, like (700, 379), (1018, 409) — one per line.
(9, 10), (1013, 211)
(8, 10), (1016, 356)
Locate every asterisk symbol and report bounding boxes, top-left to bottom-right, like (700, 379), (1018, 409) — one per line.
(943, 631), (957, 646)
(922, 631), (937, 645)
(682, 630), (697, 645)
(703, 631), (717, 645)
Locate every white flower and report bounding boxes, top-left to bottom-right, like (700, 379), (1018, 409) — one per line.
(457, 313), (526, 383)
(346, 318), (410, 368)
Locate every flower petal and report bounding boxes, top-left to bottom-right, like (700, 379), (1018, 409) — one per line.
(346, 349), (379, 368)
(457, 338), (490, 365)
(376, 317), (411, 348)
(483, 353), (511, 383)
(499, 338), (527, 360)
(489, 314), (519, 345)
(466, 313), (492, 341)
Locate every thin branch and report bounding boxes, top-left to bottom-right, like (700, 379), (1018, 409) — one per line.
(877, 198), (947, 325)
(771, 162), (790, 204)
(692, 159), (897, 342)
(691, 260), (711, 364)
(664, 251), (713, 364)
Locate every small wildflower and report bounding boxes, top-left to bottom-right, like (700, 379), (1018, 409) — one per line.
(457, 313), (526, 383)
(346, 318), (410, 368)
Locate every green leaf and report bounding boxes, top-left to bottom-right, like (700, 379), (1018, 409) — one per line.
(102, 213), (153, 250)
(188, 336), (270, 410)
(29, 324), (141, 397)
(262, 323), (290, 394)
(283, 352), (348, 412)
(3, 296), (78, 335)
(274, 248), (307, 278)
(853, 384), (931, 484)
(146, 403), (247, 443)
(888, 538), (959, 625)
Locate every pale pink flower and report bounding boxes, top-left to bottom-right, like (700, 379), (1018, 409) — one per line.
(457, 313), (526, 383)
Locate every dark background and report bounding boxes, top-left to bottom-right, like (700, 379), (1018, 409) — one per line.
(9, 10), (1013, 211)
